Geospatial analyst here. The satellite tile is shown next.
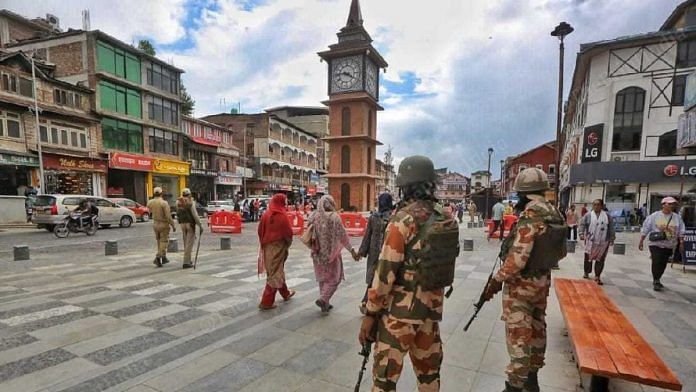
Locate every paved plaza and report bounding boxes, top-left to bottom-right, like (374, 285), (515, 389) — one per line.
(0, 219), (695, 391)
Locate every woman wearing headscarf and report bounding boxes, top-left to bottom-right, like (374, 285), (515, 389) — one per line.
(357, 193), (394, 311)
(257, 193), (295, 310)
(578, 199), (615, 285)
(309, 195), (359, 312)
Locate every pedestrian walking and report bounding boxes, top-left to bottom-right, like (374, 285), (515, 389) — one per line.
(580, 203), (588, 217)
(489, 197), (506, 240)
(257, 193), (295, 310)
(578, 199), (615, 285)
(457, 203), (464, 223)
(176, 189), (203, 269)
(468, 200), (478, 222)
(639, 196), (685, 291)
(481, 168), (567, 392)
(147, 187), (176, 267)
(308, 195), (359, 313)
(359, 155), (459, 392)
(505, 201), (514, 216)
(357, 193), (394, 312)
(566, 204), (580, 240)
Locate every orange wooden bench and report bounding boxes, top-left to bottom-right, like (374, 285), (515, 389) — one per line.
(554, 278), (682, 391)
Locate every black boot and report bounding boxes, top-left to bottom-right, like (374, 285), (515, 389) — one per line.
(161, 256), (170, 265)
(524, 371), (539, 392)
(182, 262), (193, 269)
(153, 257), (162, 267)
(503, 382), (523, 392)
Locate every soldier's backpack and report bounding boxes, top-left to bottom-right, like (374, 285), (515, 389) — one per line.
(500, 208), (567, 272)
(402, 212), (460, 292)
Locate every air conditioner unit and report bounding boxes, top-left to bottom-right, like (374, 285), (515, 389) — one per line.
(45, 14), (60, 30)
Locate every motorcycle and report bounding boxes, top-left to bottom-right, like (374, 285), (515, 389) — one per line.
(54, 211), (98, 238)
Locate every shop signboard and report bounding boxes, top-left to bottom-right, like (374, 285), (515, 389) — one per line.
(109, 152), (153, 171)
(43, 154), (107, 172)
(307, 185), (317, 196)
(0, 152), (39, 167)
(682, 227), (696, 265)
(190, 168), (218, 176)
(280, 185), (292, 191)
(217, 147), (239, 157)
(153, 159), (190, 176)
(685, 70), (696, 111)
(316, 185), (326, 193)
(215, 175), (242, 186)
(581, 124), (603, 163)
(310, 173), (320, 184)
(677, 111), (696, 149)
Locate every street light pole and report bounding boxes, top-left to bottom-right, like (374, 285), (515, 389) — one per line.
(485, 147), (493, 220)
(30, 56), (45, 192)
(500, 159), (505, 197)
(551, 21), (573, 205)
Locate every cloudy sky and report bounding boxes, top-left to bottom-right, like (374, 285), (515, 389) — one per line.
(4, 0), (685, 176)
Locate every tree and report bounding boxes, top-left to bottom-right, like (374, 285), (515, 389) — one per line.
(180, 83), (195, 116)
(138, 39), (156, 56)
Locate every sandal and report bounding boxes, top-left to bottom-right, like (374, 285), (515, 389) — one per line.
(315, 299), (330, 313)
(283, 290), (296, 301)
(258, 303), (277, 311)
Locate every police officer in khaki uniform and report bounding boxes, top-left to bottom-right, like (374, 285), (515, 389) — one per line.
(147, 187), (176, 267)
(176, 188), (203, 269)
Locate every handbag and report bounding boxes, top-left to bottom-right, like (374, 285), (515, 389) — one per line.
(300, 223), (314, 248)
(648, 214), (673, 241)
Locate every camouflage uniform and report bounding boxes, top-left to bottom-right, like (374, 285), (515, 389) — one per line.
(493, 194), (562, 389)
(366, 200), (444, 392)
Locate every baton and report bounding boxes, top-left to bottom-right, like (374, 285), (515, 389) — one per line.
(193, 228), (202, 270)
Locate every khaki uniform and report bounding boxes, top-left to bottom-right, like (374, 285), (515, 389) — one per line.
(366, 200), (444, 392)
(493, 194), (564, 389)
(177, 197), (202, 264)
(147, 196), (175, 257)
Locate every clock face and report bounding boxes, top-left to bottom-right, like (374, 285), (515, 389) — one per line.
(331, 56), (362, 93)
(366, 60), (378, 98)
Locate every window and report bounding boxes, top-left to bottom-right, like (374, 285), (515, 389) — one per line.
(1, 72), (32, 97)
(612, 87), (645, 152)
(37, 120), (88, 149)
(341, 183), (351, 210)
(54, 89), (82, 108)
(18, 78), (33, 97)
(368, 109), (373, 137)
(148, 128), (179, 155)
(518, 164), (528, 173)
(97, 41), (141, 83)
(341, 145), (351, 173)
(187, 148), (210, 169)
(677, 39), (696, 68)
(341, 107), (350, 135)
(535, 164), (543, 170)
(99, 80), (141, 117)
(146, 62), (178, 94)
(366, 147), (372, 174)
(101, 118), (143, 153)
(673, 74), (687, 106)
(548, 164), (556, 174)
(658, 130), (677, 156)
(0, 111), (21, 139)
(2, 73), (17, 93)
(147, 95), (178, 125)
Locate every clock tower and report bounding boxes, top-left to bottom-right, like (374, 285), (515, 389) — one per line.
(318, 0), (387, 211)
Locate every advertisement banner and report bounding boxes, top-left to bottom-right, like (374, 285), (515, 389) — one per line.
(153, 159), (190, 176)
(681, 227), (696, 265)
(109, 152), (153, 171)
(0, 152), (39, 167)
(581, 124), (603, 163)
(44, 154), (107, 173)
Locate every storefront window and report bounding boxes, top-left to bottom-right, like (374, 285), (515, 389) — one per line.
(152, 175), (179, 206)
(45, 171), (93, 195)
(605, 184), (636, 204)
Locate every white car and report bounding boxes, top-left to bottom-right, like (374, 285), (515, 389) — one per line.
(206, 200), (236, 215)
(32, 194), (137, 231)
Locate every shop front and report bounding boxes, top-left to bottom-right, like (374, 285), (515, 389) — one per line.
(0, 151), (39, 195)
(108, 152), (153, 204)
(148, 158), (190, 206)
(215, 172), (242, 200)
(43, 153), (107, 196)
(569, 159), (696, 213)
(189, 168), (217, 204)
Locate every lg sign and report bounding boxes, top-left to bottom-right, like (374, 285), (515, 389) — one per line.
(664, 164), (696, 177)
(582, 125), (604, 163)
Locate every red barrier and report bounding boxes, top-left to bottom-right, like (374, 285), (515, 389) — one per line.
(340, 213), (367, 237)
(485, 214), (518, 239)
(209, 211), (242, 234)
(287, 212), (305, 236)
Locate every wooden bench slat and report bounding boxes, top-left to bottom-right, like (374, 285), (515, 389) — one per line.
(553, 278), (682, 391)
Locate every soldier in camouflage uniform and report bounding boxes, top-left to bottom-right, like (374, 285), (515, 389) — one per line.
(359, 155), (455, 392)
(482, 168), (567, 392)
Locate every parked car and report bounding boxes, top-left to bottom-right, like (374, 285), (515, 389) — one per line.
(32, 195), (137, 231)
(109, 198), (150, 222)
(206, 200), (236, 215)
(171, 201), (209, 220)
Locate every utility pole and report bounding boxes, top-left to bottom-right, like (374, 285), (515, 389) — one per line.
(551, 21), (574, 204)
(484, 147), (493, 220)
(30, 56), (45, 192)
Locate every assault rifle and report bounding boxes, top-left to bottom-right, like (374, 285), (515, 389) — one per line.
(463, 257), (500, 332)
(354, 319), (379, 391)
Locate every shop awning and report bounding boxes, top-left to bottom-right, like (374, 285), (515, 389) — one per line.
(570, 160), (696, 185)
(190, 137), (220, 147)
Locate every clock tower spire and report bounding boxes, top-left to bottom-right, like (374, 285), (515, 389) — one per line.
(318, 0), (388, 212)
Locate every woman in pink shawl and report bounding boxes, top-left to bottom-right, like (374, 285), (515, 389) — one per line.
(309, 195), (359, 313)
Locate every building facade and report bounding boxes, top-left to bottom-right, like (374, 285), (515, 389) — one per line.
(0, 51), (102, 196)
(470, 170), (491, 191)
(181, 116), (241, 202)
(8, 28), (187, 205)
(318, 0), (387, 211)
(435, 171), (469, 202)
(559, 0), (696, 213)
(203, 111), (320, 200)
(503, 141), (557, 200)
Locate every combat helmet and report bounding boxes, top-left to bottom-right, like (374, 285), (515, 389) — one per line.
(396, 155), (437, 186)
(513, 167), (550, 193)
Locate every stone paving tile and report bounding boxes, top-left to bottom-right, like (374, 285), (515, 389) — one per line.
(64, 325), (155, 356)
(49, 286), (110, 300)
(12, 309), (98, 333)
(29, 315), (130, 347)
(179, 292), (230, 307)
(142, 349), (240, 391)
(0, 333), (37, 352)
(221, 326), (290, 356)
(142, 308), (209, 330)
(104, 300), (170, 318)
(281, 338), (352, 375)
(177, 357), (272, 392)
(617, 286), (656, 299)
(73, 293), (135, 308)
(0, 301), (66, 320)
(0, 358), (100, 392)
(0, 347), (75, 382)
(148, 286), (197, 299)
(84, 331), (178, 366)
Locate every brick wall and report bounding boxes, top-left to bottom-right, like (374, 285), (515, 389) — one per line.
(49, 42), (84, 77)
(329, 177), (374, 211)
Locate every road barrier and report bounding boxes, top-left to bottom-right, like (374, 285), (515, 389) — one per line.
(287, 212), (305, 236)
(340, 213), (367, 237)
(210, 211), (243, 234)
(485, 215), (518, 239)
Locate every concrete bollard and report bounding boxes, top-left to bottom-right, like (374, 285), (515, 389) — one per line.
(462, 239), (474, 251)
(613, 243), (626, 255)
(13, 245), (29, 261)
(566, 240), (576, 254)
(167, 238), (179, 253)
(105, 240), (118, 256)
(220, 237), (231, 250)
(478, 220), (485, 228)
(467, 222), (474, 229)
